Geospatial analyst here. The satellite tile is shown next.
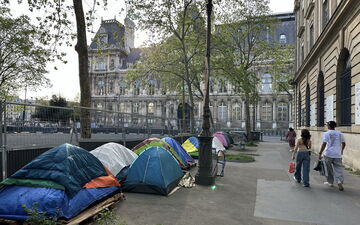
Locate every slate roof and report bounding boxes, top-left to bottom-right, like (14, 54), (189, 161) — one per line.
(89, 19), (126, 49)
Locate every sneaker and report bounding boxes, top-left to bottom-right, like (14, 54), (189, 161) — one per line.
(293, 176), (301, 183)
(338, 183), (344, 191)
(303, 184), (310, 187)
(324, 182), (334, 187)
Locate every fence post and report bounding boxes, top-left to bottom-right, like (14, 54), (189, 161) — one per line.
(122, 113), (126, 147)
(0, 100), (7, 179)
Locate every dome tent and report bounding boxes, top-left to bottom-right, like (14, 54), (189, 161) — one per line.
(162, 137), (194, 167)
(123, 146), (184, 195)
(91, 142), (138, 177)
(132, 138), (186, 169)
(182, 136), (199, 153)
(212, 136), (225, 153)
(8, 143), (108, 198)
(213, 132), (229, 148)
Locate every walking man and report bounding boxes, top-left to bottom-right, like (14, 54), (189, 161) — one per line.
(318, 121), (346, 191)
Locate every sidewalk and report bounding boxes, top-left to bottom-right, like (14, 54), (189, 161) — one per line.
(108, 136), (360, 225)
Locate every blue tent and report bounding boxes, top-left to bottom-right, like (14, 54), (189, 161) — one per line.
(123, 146), (184, 195)
(10, 143), (107, 198)
(0, 185), (119, 220)
(162, 137), (194, 167)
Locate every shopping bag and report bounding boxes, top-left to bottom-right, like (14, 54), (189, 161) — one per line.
(288, 161), (295, 173)
(313, 160), (322, 171)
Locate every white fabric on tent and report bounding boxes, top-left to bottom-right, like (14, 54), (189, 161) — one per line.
(90, 142), (138, 176)
(212, 136), (225, 153)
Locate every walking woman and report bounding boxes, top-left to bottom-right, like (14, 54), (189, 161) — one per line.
(292, 129), (311, 187)
(286, 127), (296, 152)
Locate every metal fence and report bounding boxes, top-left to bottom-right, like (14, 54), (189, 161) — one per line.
(1, 100), (196, 180)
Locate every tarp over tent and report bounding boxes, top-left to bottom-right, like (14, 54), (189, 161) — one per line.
(212, 136), (225, 153)
(91, 142), (138, 177)
(182, 137), (199, 153)
(162, 137), (194, 167)
(222, 132), (234, 145)
(123, 146), (184, 195)
(0, 185), (119, 220)
(213, 132), (229, 148)
(132, 138), (186, 169)
(8, 143), (108, 198)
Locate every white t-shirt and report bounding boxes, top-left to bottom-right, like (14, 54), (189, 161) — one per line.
(322, 130), (345, 158)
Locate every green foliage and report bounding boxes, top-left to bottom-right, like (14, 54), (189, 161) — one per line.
(226, 153), (255, 162)
(22, 203), (59, 225)
(0, 7), (51, 98)
(32, 95), (72, 123)
(96, 208), (128, 225)
(246, 141), (258, 147)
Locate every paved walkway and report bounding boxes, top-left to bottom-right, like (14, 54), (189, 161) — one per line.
(109, 136), (360, 225)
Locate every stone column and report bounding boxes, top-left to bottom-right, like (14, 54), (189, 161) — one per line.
(272, 100), (277, 129)
(256, 102), (261, 129)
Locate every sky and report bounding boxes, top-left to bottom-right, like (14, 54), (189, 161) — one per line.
(16, 0), (294, 102)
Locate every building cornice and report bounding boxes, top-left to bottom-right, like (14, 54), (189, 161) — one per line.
(294, 0), (356, 81)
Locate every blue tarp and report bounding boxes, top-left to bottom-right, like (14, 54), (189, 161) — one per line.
(0, 185), (119, 221)
(123, 146), (183, 195)
(162, 137), (194, 166)
(10, 143), (108, 198)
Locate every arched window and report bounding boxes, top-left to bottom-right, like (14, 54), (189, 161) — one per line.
(97, 79), (104, 95)
(306, 85), (310, 126)
(148, 102), (154, 114)
(277, 102), (288, 121)
(317, 73), (325, 126)
(337, 49), (352, 126)
(232, 103), (241, 120)
(298, 91), (302, 126)
(218, 102), (228, 121)
(261, 73), (272, 93)
(279, 34), (287, 44)
(261, 102), (272, 121)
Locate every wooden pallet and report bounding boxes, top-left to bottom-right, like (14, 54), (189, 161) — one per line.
(0, 192), (125, 225)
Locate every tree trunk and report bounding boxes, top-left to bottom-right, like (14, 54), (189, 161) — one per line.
(73, 0), (91, 138)
(187, 80), (196, 134)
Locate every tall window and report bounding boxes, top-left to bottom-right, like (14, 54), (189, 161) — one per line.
(261, 102), (272, 121)
(109, 58), (115, 70)
(279, 34), (287, 44)
(309, 24), (314, 48)
(306, 85), (310, 126)
(317, 73), (325, 126)
(148, 80), (155, 95)
(133, 103), (139, 113)
(148, 102), (154, 114)
(232, 103), (241, 120)
(169, 104), (174, 118)
(108, 79), (114, 94)
(97, 79), (105, 95)
(338, 50), (352, 126)
(277, 102), (288, 121)
(261, 73), (272, 93)
(119, 80), (126, 95)
(119, 103), (125, 113)
(218, 102), (228, 121)
(323, 0), (329, 29)
(210, 79), (214, 93)
(219, 80), (227, 93)
(133, 81), (140, 95)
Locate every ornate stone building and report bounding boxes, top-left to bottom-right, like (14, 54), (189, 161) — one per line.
(89, 13), (295, 131)
(293, 0), (360, 169)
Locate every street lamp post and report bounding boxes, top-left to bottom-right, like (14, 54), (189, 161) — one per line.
(195, 0), (215, 185)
